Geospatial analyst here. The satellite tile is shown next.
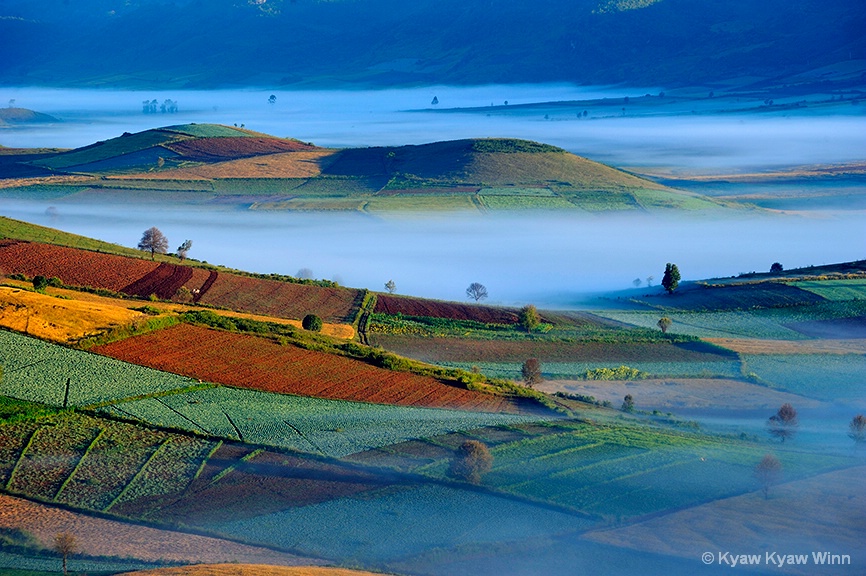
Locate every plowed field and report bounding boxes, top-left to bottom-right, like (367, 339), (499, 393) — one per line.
(122, 262), (193, 299)
(0, 240), (158, 291)
(199, 273), (362, 323)
(374, 294), (519, 324)
(165, 137), (319, 161)
(146, 150), (333, 179)
(93, 324), (520, 413)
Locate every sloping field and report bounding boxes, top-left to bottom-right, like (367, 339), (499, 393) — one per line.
(0, 494), (320, 566)
(92, 323), (523, 413)
(785, 315), (866, 339)
(161, 124), (267, 138)
(706, 337), (866, 354)
(374, 294), (519, 323)
(584, 466), (866, 576)
(126, 566), (387, 576)
(0, 286), (145, 343)
(149, 150), (332, 180)
(29, 129), (190, 170)
(0, 239), (158, 291)
(122, 262), (194, 299)
(164, 137), (319, 161)
(369, 337), (734, 363)
(199, 272), (362, 323)
(634, 282), (827, 311)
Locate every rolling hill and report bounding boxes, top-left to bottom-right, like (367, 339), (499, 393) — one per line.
(0, 124), (725, 212)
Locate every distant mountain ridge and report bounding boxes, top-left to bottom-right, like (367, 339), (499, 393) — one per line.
(0, 0), (862, 88)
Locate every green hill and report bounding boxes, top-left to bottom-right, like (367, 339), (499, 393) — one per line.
(0, 107), (59, 126)
(1, 125), (726, 212)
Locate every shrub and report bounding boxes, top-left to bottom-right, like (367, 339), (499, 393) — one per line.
(32, 275), (49, 291)
(48, 277), (63, 288)
(302, 313), (323, 332)
(448, 440), (493, 484)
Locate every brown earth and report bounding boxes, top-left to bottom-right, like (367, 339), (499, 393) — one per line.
(0, 493), (321, 566)
(707, 337), (866, 354)
(122, 565), (390, 576)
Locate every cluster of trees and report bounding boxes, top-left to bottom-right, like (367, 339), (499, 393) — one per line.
(141, 99), (178, 113)
(137, 227), (192, 262)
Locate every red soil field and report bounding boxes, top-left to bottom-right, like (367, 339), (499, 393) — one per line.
(0, 240), (158, 292)
(122, 262), (193, 299)
(374, 294), (520, 324)
(164, 137), (318, 162)
(93, 323), (521, 413)
(199, 272), (363, 323)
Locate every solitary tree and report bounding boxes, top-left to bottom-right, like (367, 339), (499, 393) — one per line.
(768, 403), (799, 443)
(754, 454), (782, 499)
(54, 532), (77, 576)
(621, 394), (635, 413)
(849, 414), (866, 444)
(137, 227), (168, 260)
(466, 282), (488, 302)
(521, 358), (543, 387)
(657, 316), (672, 334)
(176, 239), (193, 262)
(268, 94), (277, 104)
(384, 279), (396, 294)
(646, 275), (654, 287)
(661, 263), (680, 294)
(448, 440), (493, 484)
(770, 262), (784, 274)
(32, 275), (49, 291)
(302, 314), (323, 332)
(518, 304), (540, 332)
(632, 278), (642, 288)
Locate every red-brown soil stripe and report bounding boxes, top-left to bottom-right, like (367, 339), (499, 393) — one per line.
(121, 262), (193, 300)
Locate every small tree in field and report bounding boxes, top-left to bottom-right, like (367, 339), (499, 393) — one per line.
(519, 304), (540, 332)
(384, 279), (396, 294)
(661, 263), (680, 294)
(633, 278), (642, 288)
(849, 414), (866, 444)
(138, 227), (168, 260)
(176, 239), (193, 262)
(768, 403), (798, 443)
(521, 358), (543, 387)
(302, 314), (323, 332)
(466, 282), (488, 302)
(621, 394), (635, 413)
(32, 275), (49, 291)
(54, 532), (77, 576)
(770, 262), (784, 274)
(448, 440), (493, 484)
(754, 454), (782, 499)
(657, 316), (672, 334)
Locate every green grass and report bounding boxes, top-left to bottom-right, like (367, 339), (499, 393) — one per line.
(793, 279), (866, 301)
(29, 130), (188, 170)
(437, 360), (742, 380)
(160, 124), (264, 138)
(479, 195), (578, 210)
(741, 354), (866, 402)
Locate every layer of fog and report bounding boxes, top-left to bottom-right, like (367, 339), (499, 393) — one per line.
(2, 86), (865, 173)
(3, 198), (862, 306)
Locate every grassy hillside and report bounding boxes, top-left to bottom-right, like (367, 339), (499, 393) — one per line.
(1, 127), (725, 212)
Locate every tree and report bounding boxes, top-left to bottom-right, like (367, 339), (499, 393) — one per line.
(302, 314), (323, 332)
(431, 96), (439, 105)
(657, 316), (672, 334)
(466, 282), (488, 302)
(621, 394), (635, 413)
(297, 268), (313, 280)
(521, 358), (543, 387)
(768, 403), (798, 442)
(770, 262), (784, 273)
(518, 304), (540, 332)
(632, 278), (642, 288)
(384, 279), (396, 294)
(849, 414), (866, 444)
(54, 532), (77, 576)
(32, 275), (49, 291)
(448, 440), (493, 484)
(754, 454), (782, 499)
(137, 227), (168, 260)
(646, 275), (654, 287)
(661, 263), (680, 294)
(176, 239), (193, 262)
(268, 94), (277, 104)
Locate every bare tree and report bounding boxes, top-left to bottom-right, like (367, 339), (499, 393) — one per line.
(521, 358), (543, 387)
(176, 239), (193, 262)
(466, 282), (488, 302)
(448, 440), (493, 484)
(768, 403), (798, 443)
(849, 414), (866, 444)
(657, 317), (672, 334)
(54, 532), (77, 576)
(384, 279), (396, 294)
(137, 227), (168, 260)
(754, 454), (782, 499)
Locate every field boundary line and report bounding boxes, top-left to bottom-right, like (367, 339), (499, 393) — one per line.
(154, 396), (213, 436)
(4, 425), (41, 491)
(103, 437), (169, 512)
(54, 427), (104, 501)
(208, 448), (264, 487)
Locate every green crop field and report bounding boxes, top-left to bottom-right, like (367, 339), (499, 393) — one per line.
(101, 385), (544, 458)
(793, 279), (866, 301)
(210, 177), (307, 194)
(0, 330), (201, 407)
(741, 353), (866, 402)
(437, 360), (741, 380)
(211, 483), (588, 565)
(478, 194), (578, 210)
(161, 124), (262, 138)
(30, 130), (188, 170)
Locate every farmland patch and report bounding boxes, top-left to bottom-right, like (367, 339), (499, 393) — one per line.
(793, 279), (866, 301)
(374, 294), (520, 324)
(0, 329), (200, 406)
(92, 324), (524, 413)
(740, 353), (866, 402)
(102, 386), (541, 458)
(437, 360), (742, 380)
